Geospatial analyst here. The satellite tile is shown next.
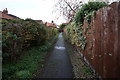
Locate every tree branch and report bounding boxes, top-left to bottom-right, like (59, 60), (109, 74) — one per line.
(63, 0), (76, 13)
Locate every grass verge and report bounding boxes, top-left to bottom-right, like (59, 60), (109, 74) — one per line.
(2, 34), (58, 79)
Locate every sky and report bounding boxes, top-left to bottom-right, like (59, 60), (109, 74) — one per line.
(0, 0), (67, 25)
(0, 0), (118, 25)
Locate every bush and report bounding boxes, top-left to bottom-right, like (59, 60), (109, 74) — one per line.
(75, 2), (108, 24)
(64, 22), (87, 50)
(59, 23), (67, 32)
(2, 18), (58, 62)
(2, 42), (54, 79)
(15, 70), (31, 78)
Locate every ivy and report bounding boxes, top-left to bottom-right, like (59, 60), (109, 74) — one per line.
(64, 2), (108, 52)
(74, 2), (108, 24)
(85, 25), (91, 34)
(86, 11), (95, 24)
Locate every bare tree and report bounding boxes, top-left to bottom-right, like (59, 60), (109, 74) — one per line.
(54, 0), (83, 22)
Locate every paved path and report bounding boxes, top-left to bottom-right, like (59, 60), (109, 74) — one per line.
(40, 33), (73, 78)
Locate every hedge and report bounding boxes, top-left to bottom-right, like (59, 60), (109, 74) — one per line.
(2, 18), (58, 62)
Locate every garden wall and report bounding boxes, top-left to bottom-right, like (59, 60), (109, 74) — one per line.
(83, 2), (120, 78)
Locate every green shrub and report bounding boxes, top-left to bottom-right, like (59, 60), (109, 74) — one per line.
(75, 2), (108, 24)
(59, 23), (67, 31)
(2, 38), (57, 79)
(15, 70), (32, 78)
(64, 22), (87, 50)
(2, 18), (58, 62)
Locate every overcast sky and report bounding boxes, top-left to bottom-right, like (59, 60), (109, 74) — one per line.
(0, 0), (67, 25)
(0, 0), (117, 25)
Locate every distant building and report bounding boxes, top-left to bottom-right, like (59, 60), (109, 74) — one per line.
(0, 8), (19, 19)
(35, 20), (43, 23)
(45, 21), (57, 28)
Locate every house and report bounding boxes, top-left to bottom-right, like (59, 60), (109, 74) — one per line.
(0, 8), (19, 19)
(35, 20), (43, 23)
(45, 21), (57, 28)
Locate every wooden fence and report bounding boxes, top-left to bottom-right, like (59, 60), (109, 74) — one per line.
(82, 2), (120, 78)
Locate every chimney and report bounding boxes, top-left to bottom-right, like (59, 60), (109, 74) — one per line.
(3, 8), (8, 14)
(51, 20), (54, 24)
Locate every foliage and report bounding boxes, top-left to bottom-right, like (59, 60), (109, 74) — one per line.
(75, 2), (108, 24)
(15, 70), (31, 78)
(64, 22), (87, 50)
(82, 67), (92, 75)
(86, 11), (95, 24)
(59, 24), (67, 30)
(2, 41), (55, 79)
(2, 18), (58, 62)
(59, 23), (68, 32)
(64, 2), (108, 51)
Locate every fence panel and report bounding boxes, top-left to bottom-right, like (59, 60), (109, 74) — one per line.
(83, 2), (120, 78)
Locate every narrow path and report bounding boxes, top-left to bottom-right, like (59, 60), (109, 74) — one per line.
(40, 33), (73, 78)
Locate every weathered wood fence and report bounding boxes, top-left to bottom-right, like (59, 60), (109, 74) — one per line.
(82, 2), (120, 78)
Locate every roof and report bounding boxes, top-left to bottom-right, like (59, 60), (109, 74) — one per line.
(7, 14), (19, 19)
(0, 8), (19, 19)
(46, 22), (57, 28)
(46, 23), (54, 27)
(35, 20), (43, 23)
(62, 23), (69, 25)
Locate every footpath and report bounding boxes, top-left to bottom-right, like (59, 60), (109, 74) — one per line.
(38, 33), (73, 78)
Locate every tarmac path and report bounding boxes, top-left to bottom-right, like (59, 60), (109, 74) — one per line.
(40, 33), (73, 78)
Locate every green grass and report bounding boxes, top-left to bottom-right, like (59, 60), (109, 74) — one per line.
(82, 66), (92, 75)
(2, 42), (54, 79)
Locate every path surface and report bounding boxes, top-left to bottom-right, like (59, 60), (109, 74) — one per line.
(40, 33), (73, 78)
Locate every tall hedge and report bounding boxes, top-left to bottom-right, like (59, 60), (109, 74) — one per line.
(2, 18), (58, 62)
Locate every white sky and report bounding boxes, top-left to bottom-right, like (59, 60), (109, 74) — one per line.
(0, 0), (118, 25)
(0, 0), (67, 25)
